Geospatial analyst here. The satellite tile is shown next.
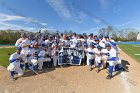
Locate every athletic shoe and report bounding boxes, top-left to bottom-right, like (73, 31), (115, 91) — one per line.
(96, 69), (100, 73)
(33, 71), (39, 75)
(10, 76), (15, 81)
(106, 75), (112, 79)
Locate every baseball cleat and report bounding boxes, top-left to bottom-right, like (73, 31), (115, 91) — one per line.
(10, 76), (16, 81)
(106, 75), (112, 79)
(96, 69), (100, 73)
(123, 67), (129, 72)
(34, 71), (39, 75)
(89, 67), (92, 71)
(89, 65), (92, 71)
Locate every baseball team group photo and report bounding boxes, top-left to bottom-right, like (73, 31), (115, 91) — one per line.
(0, 0), (140, 93)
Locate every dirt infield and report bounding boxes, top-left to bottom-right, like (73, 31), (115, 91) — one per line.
(0, 48), (140, 93)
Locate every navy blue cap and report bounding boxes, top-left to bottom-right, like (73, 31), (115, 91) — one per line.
(21, 33), (26, 37)
(48, 35), (53, 38)
(99, 34), (103, 38)
(94, 37), (99, 41)
(61, 33), (63, 36)
(78, 34), (83, 37)
(94, 35), (97, 37)
(89, 33), (93, 36)
(42, 43), (46, 47)
(83, 33), (86, 36)
(83, 34), (87, 37)
(104, 35), (109, 38)
(90, 42), (95, 47)
(83, 42), (88, 46)
(16, 47), (22, 50)
(28, 34), (33, 38)
(105, 43), (111, 47)
(73, 33), (76, 35)
(97, 45), (102, 49)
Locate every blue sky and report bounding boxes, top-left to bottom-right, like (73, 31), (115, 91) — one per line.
(0, 0), (140, 34)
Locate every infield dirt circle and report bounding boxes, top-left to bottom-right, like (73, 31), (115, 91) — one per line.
(0, 48), (140, 93)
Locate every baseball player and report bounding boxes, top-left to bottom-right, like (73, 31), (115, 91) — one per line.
(43, 46), (52, 68)
(45, 35), (54, 67)
(51, 41), (60, 67)
(104, 35), (118, 54)
(25, 44), (39, 74)
(87, 33), (95, 47)
(72, 33), (77, 44)
(98, 34), (106, 48)
(20, 33), (33, 63)
(86, 42), (96, 71)
(105, 43), (117, 79)
(83, 34), (88, 43)
(77, 34), (85, 43)
(37, 33), (43, 46)
(15, 33), (26, 47)
(31, 35), (39, 46)
(94, 45), (102, 73)
(70, 41), (75, 48)
(60, 34), (70, 47)
(101, 46), (109, 69)
(37, 45), (46, 70)
(81, 42), (88, 66)
(7, 47), (24, 81)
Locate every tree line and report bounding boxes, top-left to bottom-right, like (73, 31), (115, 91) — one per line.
(98, 26), (139, 41)
(0, 27), (139, 44)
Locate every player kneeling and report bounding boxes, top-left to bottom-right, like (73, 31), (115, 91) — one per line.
(94, 45), (102, 73)
(105, 43), (126, 79)
(86, 42), (96, 71)
(25, 44), (39, 75)
(7, 47), (24, 81)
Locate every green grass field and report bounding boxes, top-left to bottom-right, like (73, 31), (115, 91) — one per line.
(0, 48), (15, 67)
(118, 44), (140, 63)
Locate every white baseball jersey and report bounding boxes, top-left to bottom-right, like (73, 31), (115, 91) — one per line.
(15, 38), (25, 47)
(87, 38), (96, 47)
(39, 50), (45, 57)
(60, 39), (70, 47)
(70, 37), (77, 46)
(7, 52), (21, 71)
(86, 48), (95, 59)
(106, 48), (117, 59)
(21, 38), (31, 52)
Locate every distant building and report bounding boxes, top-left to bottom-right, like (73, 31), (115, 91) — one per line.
(137, 32), (140, 40)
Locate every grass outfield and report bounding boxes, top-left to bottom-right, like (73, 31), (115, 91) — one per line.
(0, 48), (15, 67)
(118, 44), (140, 63)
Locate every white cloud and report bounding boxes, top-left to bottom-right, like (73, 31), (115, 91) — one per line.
(40, 22), (47, 26)
(0, 13), (47, 28)
(0, 22), (37, 31)
(113, 6), (122, 14)
(0, 13), (48, 31)
(0, 13), (25, 22)
(98, 0), (109, 9)
(92, 18), (101, 24)
(74, 12), (88, 23)
(81, 27), (100, 35)
(116, 21), (134, 27)
(46, 0), (71, 19)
